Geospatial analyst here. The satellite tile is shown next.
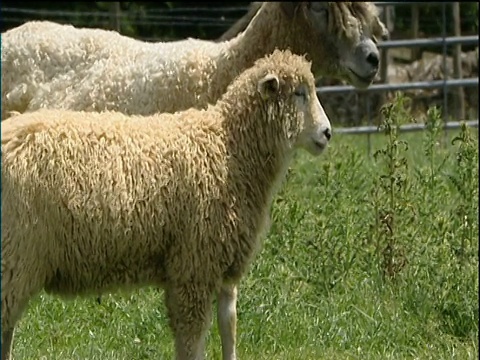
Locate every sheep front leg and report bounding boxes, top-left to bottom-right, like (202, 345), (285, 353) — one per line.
(2, 285), (29, 360)
(2, 257), (42, 360)
(1, 327), (14, 360)
(165, 284), (215, 360)
(2, 282), (32, 360)
(217, 283), (237, 360)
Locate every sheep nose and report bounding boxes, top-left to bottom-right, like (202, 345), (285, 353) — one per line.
(366, 52), (379, 68)
(324, 128), (332, 141)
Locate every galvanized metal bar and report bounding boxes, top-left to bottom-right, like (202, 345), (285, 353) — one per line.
(317, 78), (479, 95)
(366, 94), (372, 157)
(374, 2), (451, 6)
(378, 35), (479, 49)
(334, 120), (479, 135)
(441, 2), (448, 140)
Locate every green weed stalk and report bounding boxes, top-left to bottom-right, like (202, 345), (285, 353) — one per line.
(372, 93), (412, 279)
(448, 122), (479, 263)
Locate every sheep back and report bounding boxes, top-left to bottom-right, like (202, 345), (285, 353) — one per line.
(1, 109), (261, 297)
(1, 21), (226, 119)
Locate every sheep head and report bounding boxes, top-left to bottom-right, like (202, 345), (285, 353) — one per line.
(280, 2), (389, 89)
(255, 51), (331, 156)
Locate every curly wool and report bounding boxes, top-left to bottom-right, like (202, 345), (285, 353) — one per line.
(1, 50), (327, 359)
(1, 2), (386, 120)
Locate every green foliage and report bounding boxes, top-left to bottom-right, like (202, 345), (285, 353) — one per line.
(11, 101), (479, 359)
(371, 93), (413, 279)
(422, 106), (446, 189)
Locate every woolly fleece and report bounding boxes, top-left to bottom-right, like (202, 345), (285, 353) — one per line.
(1, 49), (331, 360)
(1, 2), (387, 119)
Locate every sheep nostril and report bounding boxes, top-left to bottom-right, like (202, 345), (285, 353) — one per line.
(324, 128), (332, 141)
(366, 52), (379, 68)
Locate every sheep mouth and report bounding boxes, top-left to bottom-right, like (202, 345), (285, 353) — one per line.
(311, 138), (326, 152)
(348, 68), (376, 88)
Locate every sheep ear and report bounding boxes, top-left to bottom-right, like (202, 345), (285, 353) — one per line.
(375, 7), (391, 41)
(280, 2), (302, 18)
(377, 19), (390, 41)
(258, 74), (280, 99)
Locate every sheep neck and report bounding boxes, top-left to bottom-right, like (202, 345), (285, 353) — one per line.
(220, 99), (296, 208)
(232, 4), (295, 58)
(213, 4), (299, 100)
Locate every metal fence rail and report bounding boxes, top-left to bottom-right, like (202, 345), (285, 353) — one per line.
(377, 35), (479, 49)
(335, 120), (479, 135)
(317, 78), (479, 95)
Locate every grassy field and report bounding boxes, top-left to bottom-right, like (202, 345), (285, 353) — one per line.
(11, 102), (479, 359)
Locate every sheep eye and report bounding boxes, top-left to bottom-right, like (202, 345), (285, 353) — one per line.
(294, 89), (307, 102)
(310, 3), (329, 18)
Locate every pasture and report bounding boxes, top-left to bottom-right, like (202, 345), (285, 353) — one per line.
(11, 99), (478, 359)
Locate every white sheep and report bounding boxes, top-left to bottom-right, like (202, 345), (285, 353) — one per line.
(1, 2), (389, 120)
(1, 49), (332, 360)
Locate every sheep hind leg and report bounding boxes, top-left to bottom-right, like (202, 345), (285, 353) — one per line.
(165, 283), (215, 360)
(217, 283), (237, 360)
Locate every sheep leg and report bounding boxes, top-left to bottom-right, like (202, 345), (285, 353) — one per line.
(1, 283), (32, 360)
(165, 283), (215, 360)
(217, 283), (237, 360)
(2, 242), (45, 360)
(1, 280), (31, 360)
(1, 327), (14, 360)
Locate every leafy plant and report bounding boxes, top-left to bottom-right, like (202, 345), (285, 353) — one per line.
(371, 93), (413, 279)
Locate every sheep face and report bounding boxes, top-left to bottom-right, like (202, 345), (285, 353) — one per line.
(292, 82), (332, 155)
(281, 2), (389, 89)
(257, 73), (331, 156)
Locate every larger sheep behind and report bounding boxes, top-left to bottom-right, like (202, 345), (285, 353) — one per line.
(1, 49), (332, 360)
(1, 2), (389, 120)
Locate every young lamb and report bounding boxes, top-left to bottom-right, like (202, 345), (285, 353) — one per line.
(1, 49), (332, 360)
(1, 2), (389, 120)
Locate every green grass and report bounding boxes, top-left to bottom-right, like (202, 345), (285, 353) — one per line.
(11, 105), (479, 359)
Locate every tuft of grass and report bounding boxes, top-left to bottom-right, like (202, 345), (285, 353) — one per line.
(10, 98), (479, 359)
